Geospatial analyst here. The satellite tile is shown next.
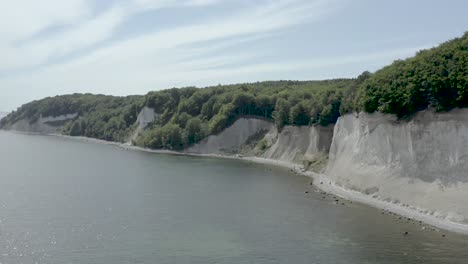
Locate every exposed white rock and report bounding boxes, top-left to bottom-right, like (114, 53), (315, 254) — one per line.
(8, 106), (468, 232)
(10, 113), (78, 134)
(185, 118), (334, 172)
(186, 118), (274, 154)
(262, 125), (333, 168)
(137, 107), (157, 128)
(127, 107), (159, 144)
(41, 113), (78, 123)
(185, 110), (468, 230)
(326, 109), (468, 224)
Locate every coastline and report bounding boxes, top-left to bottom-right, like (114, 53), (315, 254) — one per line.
(5, 129), (468, 235)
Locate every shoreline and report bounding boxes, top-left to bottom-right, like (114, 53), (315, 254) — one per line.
(5, 130), (468, 235)
(239, 157), (468, 235)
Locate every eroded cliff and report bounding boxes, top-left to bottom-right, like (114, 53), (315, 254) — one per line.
(182, 109), (468, 228)
(186, 118), (274, 155)
(6, 106), (468, 231)
(9, 113), (78, 134)
(325, 110), (468, 224)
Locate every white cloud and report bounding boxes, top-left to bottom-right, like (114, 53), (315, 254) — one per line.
(0, 0), (359, 110)
(51, 0), (335, 67)
(0, 44), (424, 108)
(1, 0), (333, 72)
(0, 0), (92, 70)
(185, 0), (223, 6)
(0, 0), (90, 42)
(0, 0), (226, 71)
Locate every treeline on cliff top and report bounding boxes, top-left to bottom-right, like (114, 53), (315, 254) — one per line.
(1, 32), (467, 150)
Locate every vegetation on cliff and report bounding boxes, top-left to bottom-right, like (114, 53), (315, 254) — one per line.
(357, 32), (468, 117)
(1, 32), (466, 149)
(1, 94), (144, 142)
(0, 79), (358, 148)
(137, 79), (357, 149)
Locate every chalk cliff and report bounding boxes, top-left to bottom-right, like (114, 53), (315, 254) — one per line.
(128, 107), (159, 144)
(186, 118), (274, 154)
(261, 125), (333, 171)
(10, 113), (78, 134)
(6, 106), (468, 231)
(182, 109), (468, 227)
(325, 110), (468, 224)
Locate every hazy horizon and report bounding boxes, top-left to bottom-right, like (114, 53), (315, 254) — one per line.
(1, 0), (467, 111)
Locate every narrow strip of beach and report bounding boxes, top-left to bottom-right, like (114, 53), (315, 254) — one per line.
(6, 130), (468, 235)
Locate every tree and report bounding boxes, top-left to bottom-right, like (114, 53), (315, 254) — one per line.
(272, 99), (290, 128)
(160, 124), (183, 150)
(186, 117), (204, 144)
(232, 93), (255, 115)
(289, 103), (310, 126)
(141, 127), (163, 149)
(255, 95), (274, 118)
(9, 32), (467, 151)
(69, 119), (84, 136)
(172, 112), (192, 129)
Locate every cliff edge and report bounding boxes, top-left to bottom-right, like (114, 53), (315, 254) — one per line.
(182, 109), (468, 231)
(326, 109), (468, 224)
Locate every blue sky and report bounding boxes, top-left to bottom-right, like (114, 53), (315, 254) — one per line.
(1, 0), (467, 111)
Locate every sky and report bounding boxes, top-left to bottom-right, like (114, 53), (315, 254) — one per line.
(0, 0), (467, 111)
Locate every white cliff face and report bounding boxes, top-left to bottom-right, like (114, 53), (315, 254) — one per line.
(9, 106), (468, 229)
(185, 118), (334, 172)
(186, 111), (468, 228)
(326, 110), (468, 224)
(128, 107), (159, 144)
(137, 107), (157, 128)
(11, 113), (78, 134)
(40, 113), (78, 123)
(186, 118), (274, 154)
(262, 125), (333, 168)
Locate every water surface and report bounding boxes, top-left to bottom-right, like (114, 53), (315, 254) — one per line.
(0, 131), (467, 263)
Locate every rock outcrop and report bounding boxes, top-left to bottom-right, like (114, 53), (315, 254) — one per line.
(183, 109), (468, 226)
(136, 107), (157, 129)
(262, 125), (333, 171)
(185, 117), (334, 172)
(325, 109), (468, 223)
(10, 113), (78, 134)
(186, 118), (274, 154)
(6, 107), (468, 229)
(128, 107), (160, 144)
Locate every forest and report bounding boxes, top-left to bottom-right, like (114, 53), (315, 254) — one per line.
(1, 32), (467, 150)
